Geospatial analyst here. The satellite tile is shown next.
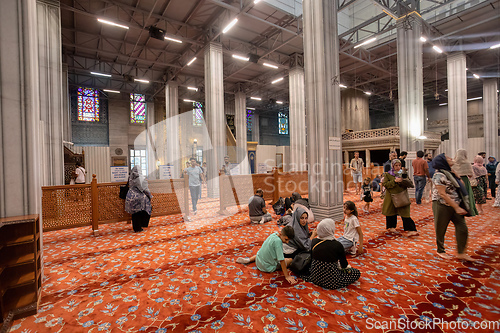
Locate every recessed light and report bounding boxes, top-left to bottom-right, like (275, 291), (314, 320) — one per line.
(263, 62), (278, 69)
(183, 99), (196, 103)
(276, 101), (283, 104)
(364, 91), (372, 95)
(271, 77), (284, 84)
(467, 97), (482, 101)
(97, 18), (129, 30)
(90, 72), (111, 77)
(134, 79), (150, 84)
(420, 36), (427, 42)
(232, 54), (250, 61)
(473, 74), (480, 79)
(223, 18), (238, 34)
(187, 87), (198, 91)
(339, 84), (347, 88)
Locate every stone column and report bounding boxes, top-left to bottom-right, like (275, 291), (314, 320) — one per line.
(0, 0), (41, 217)
(303, 0), (344, 220)
(344, 150), (349, 165)
(447, 52), (468, 153)
(37, 0), (64, 186)
(397, 12), (424, 153)
(235, 92), (249, 174)
(165, 81), (180, 177)
(205, 42), (225, 198)
(252, 113), (260, 143)
(289, 56), (307, 171)
(146, 102), (157, 179)
(394, 101), (399, 127)
(62, 63), (71, 142)
(365, 149), (371, 166)
(341, 89), (370, 132)
(483, 79), (499, 159)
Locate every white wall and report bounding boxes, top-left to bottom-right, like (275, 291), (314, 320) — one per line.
(436, 137), (485, 158)
(256, 145), (277, 172)
(73, 146), (111, 183)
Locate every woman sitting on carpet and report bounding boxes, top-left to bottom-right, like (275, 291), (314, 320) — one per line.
(306, 219), (361, 289)
(282, 207), (317, 258)
(125, 166), (152, 232)
(381, 159), (418, 236)
(452, 149), (478, 216)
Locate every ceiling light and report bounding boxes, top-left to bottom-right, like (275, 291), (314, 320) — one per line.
(247, 107), (256, 110)
(183, 99), (196, 103)
(420, 36), (427, 42)
(103, 89), (120, 94)
(134, 78), (150, 84)
(90, 72), (111, 77)
(473, 74), (480, 79)
(339, 84), (347, 88)
(187, 57), (197, 66)
(187, 86), (198, 91)
(467, 97), (482, 101)
(165, 36), (182, 43)
(263, 62), (278, 69)
(250, 97), (261, 101)
(232, 54), (250, 61)
(254, 0), (261, 3)
(271, 77), (284, 84)
(490, 42), (500, 49)
(439, 103), (448, 106)
(364, 91), (372, 95)
(354, 37), (377, 49)
(97, 18), (129, 30)
(432, 45), (443, 53)
(223, 18), (238, 34)
(276, 101), (283, 104)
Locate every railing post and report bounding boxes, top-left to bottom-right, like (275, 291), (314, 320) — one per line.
(273, 167), (280, 203)
(91, 174), (99, 235)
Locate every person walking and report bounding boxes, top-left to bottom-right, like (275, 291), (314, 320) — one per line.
(486, 156), (498, 199)
(381, 159), (418, 236)
(472, 155), (487, 214)
(431, 154), (475, 261)
(350, 151), (364, 195)
(452, 149), (478, 216)
(412, 150), (430, 205)
(125, 166), (152, 232)
(184, 157), (205, 215)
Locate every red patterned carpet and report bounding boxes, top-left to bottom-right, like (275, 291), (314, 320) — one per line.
(10, 191), (500, 332)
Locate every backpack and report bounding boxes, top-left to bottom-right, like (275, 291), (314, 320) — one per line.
(272, 197), (285, 215)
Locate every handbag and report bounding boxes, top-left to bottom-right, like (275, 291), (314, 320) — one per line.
(119, 183), (129, 199)
(289, 240), (326, 275)
(390, 190), (410, 208)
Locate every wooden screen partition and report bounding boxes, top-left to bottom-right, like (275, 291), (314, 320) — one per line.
(42, 175), (189, 233)
(219, 171), (309, 211)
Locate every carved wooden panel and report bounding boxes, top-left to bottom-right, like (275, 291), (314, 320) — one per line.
(42, 185), (92, 231)
(277, 171), (308, 198)
(97, 183), (131, 222)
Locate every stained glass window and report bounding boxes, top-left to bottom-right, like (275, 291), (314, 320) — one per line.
(130, 93), (146, 124)
(247, 109), (253, 132)
(193, 102), (203, 126)
(78, 87), (99, 121)
(278, 112), (288, 135)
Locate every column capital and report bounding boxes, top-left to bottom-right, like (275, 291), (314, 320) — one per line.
(289, 53), (304, 69)
(396, 11), (423, 30)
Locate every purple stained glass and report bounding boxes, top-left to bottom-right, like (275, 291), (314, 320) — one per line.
(247, 109), (253, 132)
(131, 93), (146, 124)
(193, 102), (203, 126)
(78, 87), (99, 122)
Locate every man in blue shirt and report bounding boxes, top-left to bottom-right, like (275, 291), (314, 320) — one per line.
(184, 157), (205, 215)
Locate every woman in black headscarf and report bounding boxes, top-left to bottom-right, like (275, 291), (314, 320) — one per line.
(125, 166), (153, 232)
(431, 154), (475, 261)
(282, 207), (317, 258)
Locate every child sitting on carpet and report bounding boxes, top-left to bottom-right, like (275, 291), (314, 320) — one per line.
(336, 201), (364, 256)
(236, 226), (297, 284)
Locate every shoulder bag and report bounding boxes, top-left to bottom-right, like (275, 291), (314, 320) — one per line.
(119, 182), (129, 199)
(390, 190), (411, 208)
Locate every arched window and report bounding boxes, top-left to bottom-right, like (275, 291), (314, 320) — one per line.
(192, 102), (203, 126)
(130, 93), (146, 124)
(77, 87), (99, 122)
(278, 112), (288, 135)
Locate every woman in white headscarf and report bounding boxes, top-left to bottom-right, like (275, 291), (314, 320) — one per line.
(125, 166), (152, 232)
(306, 219), (361, 289)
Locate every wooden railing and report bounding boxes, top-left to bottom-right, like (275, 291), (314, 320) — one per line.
(42, 175), (189, 234)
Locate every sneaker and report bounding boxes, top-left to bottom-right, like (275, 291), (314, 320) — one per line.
(236, 257), (250, 264)
(193, 210), (197, 215)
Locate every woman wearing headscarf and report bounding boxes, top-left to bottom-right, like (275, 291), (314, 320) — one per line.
(431, 154), (475, 261)
(381, 159), (418, 236)
(472, 155), (487, 214)
(486, 156), (498, 199)
(125, 166), (153, 232)
(452, 149), (478, 216)
(282, 207), (317, 258)
(305, 219), (361, 289)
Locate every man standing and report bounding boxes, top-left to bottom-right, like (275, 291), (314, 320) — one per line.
(384, 151), (398, 172)
(412, 150), (430, 204)
(399, 151), (408, 171)
(220, 155), (231, 175)
(74, 161), (86, 184)
(184, 157), (205, 215)
(350, 151), (364, 195)
(486, 156), (498, 199)
(249, 188), (272, 224)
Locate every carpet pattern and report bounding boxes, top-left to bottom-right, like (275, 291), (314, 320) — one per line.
(10, 192), (500, 332)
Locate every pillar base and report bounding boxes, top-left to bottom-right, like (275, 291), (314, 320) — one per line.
(310, 205), (344, 222)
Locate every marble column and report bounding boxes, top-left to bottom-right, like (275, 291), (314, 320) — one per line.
(165, 82), (180, 177)
(0, 0), (41, 217)
(251, 113), (260, 143)
(341, 89), (370, 131)
(62, 63), (71, 142)
(365, 149), (371, 166)
(146, 102), (157, 179)
(394, 101), (399, 128)
(289, 63), (307, 171)
(205, 42), (225, 198)
(483, 79), (499, 159)
(303, 0), (344, 220)
(447, 52), (468, 153)
(235, 92), (249, 174)
(37, 0), (64, 186)
(397, 13), (424, 153)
